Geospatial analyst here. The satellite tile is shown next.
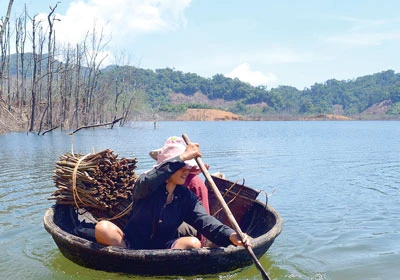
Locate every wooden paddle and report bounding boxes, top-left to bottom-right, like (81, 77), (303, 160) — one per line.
(182, 134), (271, 280)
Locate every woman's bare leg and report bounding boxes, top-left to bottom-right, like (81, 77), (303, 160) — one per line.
(171, 236), (201, 249)
(95, 220), (127, 247)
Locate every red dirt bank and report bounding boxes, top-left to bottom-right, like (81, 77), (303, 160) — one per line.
(176, 109), (244, 121)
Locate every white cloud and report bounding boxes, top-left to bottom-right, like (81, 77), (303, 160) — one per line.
(200, 46), (325, 72)
(255, 48), (318, 64)
(335, 16), (400, 32)
(39, 0), (191, 46)
(323, 16), (400, 47)
(226, 63), (278, 86)
(324, 32), (400, 47)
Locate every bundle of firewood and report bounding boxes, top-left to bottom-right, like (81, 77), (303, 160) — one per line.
(50, 149), (138, 224)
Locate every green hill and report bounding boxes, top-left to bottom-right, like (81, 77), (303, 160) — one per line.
(3, 53), (400, 118)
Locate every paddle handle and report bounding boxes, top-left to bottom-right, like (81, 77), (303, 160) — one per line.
(182, 134), (271, 280)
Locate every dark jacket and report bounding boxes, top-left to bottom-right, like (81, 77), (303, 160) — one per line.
(123, 155), (234, 249)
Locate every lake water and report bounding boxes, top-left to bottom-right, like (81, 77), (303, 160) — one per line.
(0, 121), (399, 280)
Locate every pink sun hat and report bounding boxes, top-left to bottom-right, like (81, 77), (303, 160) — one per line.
(149, 136), (198, 169)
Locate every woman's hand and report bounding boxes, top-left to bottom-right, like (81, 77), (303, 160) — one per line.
(229, 232), (252, 247)
(180, 142), (201, 161)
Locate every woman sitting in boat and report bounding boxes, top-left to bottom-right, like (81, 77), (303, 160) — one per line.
(149, 136), (210, 246)
(149, 136), (210, 215)
(95, 139), (251, 250)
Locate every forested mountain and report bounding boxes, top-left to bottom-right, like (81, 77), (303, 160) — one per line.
(1, 1), (398, 135)
(2, 51), (400, 136)
(2, 1), (399, 137)
(4, 51), (400, 119)
(99, 66), (400, 116)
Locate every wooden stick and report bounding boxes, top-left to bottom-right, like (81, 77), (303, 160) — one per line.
(182, 134), (271, 280)
(68, 117), (124, 135)
(41, 125), (60, 135)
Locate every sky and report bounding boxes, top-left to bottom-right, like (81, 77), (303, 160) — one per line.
(2, 0), (400, 89)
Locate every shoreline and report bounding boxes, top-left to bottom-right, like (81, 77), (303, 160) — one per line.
(1, 108), (399, 136)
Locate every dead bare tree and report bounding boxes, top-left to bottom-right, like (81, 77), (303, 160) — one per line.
(28, 14), (40, 132)
(5, 20), (12, 107)
(46, 4), (59, 126)
(106, 51), (147, 127)
(58, 45), (73, 130)
(71, 43), (83, 129)
(0, 0), (13, 90)
(121, 93), (135, 126)
(38, 3), (59, 135)
(2, 1), (156, 133)
(0, 0), (13, 101)
(0, 0), (13, 38)
(81, 24), (109, 125)
(18, 6), (28, 110)
(0, 18), (10, 102)
(68, 117), (123, 135)
(14, 16), (22, 105)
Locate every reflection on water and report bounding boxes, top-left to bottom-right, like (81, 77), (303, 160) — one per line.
(0, 121), (399, 280)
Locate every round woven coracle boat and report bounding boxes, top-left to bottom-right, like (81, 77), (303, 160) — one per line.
(43, 175), (283, 276)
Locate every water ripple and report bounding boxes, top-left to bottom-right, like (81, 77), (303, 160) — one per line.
(1, 122), (400, 280)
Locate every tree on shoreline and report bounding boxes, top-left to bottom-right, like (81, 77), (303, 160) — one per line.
(1, 2), (399, 136)
(0, 0), (14, 100)
(0, 2), (142, 134)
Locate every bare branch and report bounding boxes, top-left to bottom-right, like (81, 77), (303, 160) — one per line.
(41, 125), (59, 135)
(68, 117), (124, 135)
(0, 0), (14, 40)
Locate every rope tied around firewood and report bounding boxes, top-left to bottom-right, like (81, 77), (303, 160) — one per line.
(50, 149), (139, 227)
(72, 153), (92, 209)
(105, 201), (133, 222)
